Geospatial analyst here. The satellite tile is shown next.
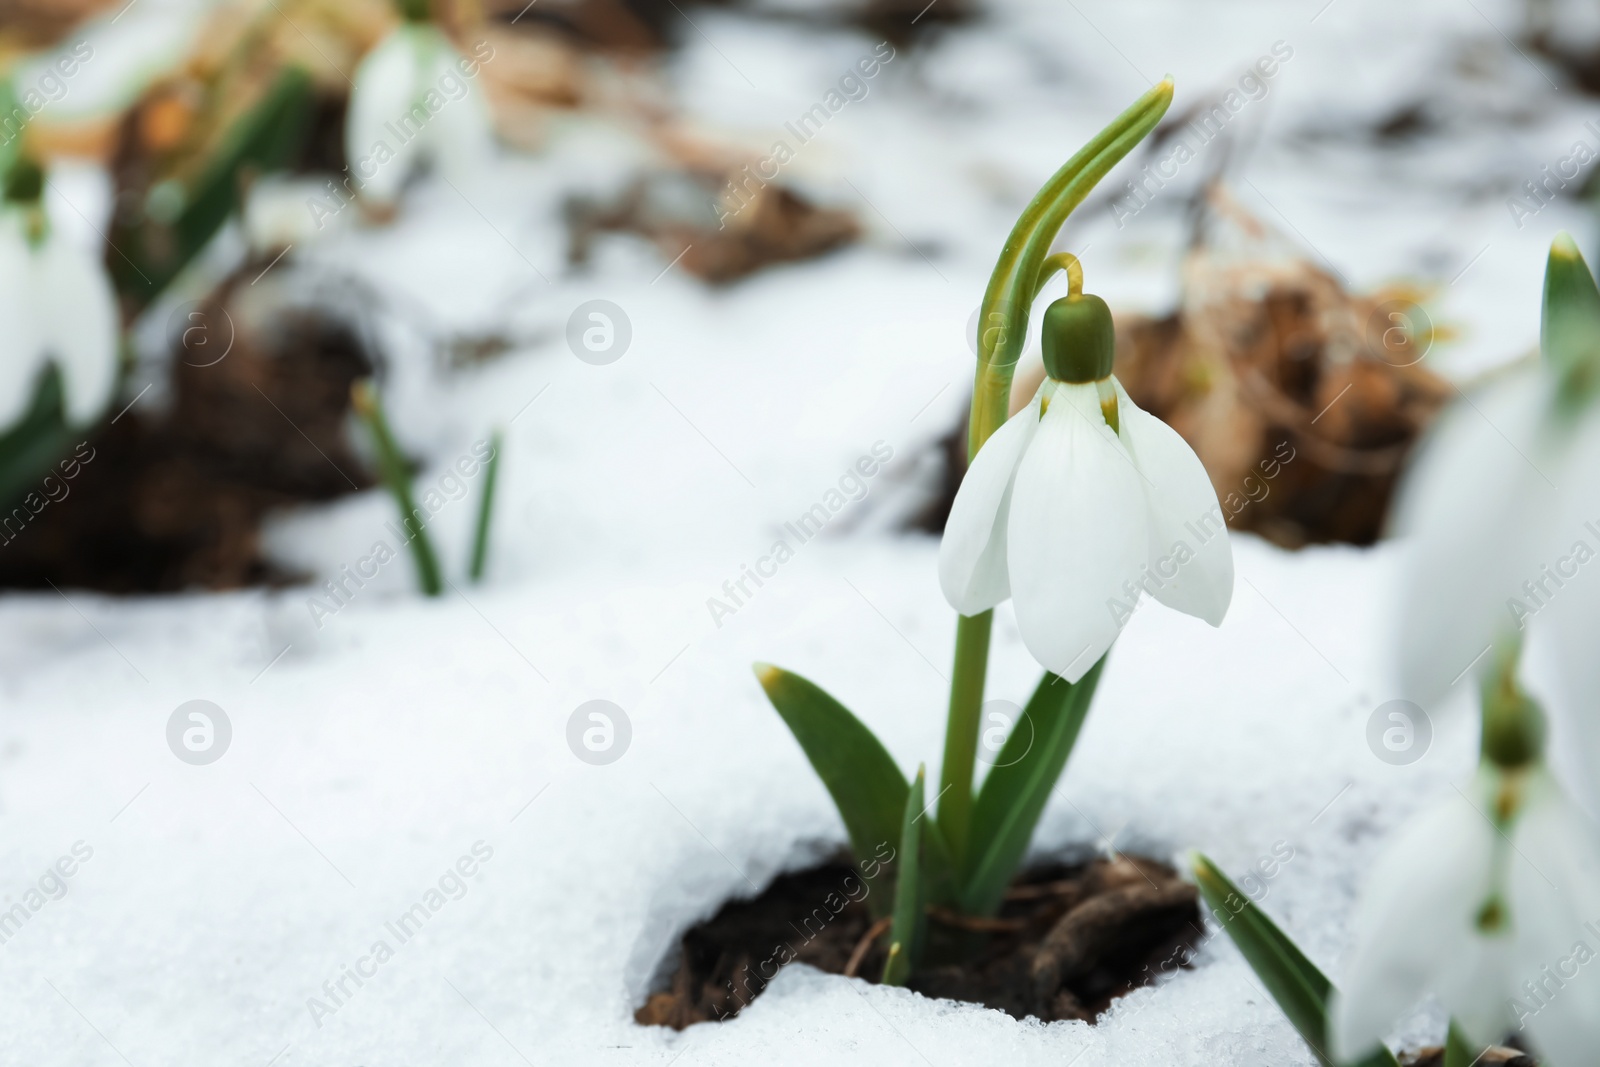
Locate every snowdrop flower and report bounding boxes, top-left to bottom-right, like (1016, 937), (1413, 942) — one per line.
(1395, 236), (1600, 790)
(344, 2), (495, 210)
(939, 292), (1233, 681)
(1332, 669), (1600, 1065)
(0, 160), (118, 431)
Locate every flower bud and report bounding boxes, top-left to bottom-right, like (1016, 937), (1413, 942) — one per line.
(1041, 293), (1115, 384)
(1479, 646), (1545, 772)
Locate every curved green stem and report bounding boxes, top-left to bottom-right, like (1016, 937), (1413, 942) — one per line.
(1032, 252), (1084, 302)
(937, 80), (1172, 869)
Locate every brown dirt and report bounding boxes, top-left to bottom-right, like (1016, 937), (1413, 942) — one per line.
(635, 854), (1201, 1029)
(0, 268), (374, 592)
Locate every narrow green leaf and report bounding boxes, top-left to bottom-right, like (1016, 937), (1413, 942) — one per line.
(111, 65), (316, 310)
(882, 766), (926, 986)
(1443, 1023), (1478, 1067)
(0, 79), (22, 185)
(1191, 853), (1399, 1067)
(468, 429), (502, 582)
(960, 657), (1104, 916)
(754, 665), (909, 883)
(1542, 233), (1600, 415)
(352, 381), (443, 597)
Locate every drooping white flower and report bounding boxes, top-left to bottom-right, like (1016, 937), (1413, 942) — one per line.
(939, 293), (1233, 681)
(0, 178), (118, 431)
(1394, 236), (1600, 794)
(345, 19), (495, 209)
(1331, 764), (1600, 1065)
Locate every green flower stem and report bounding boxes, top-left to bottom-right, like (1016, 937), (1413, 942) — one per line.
(936, 80), (1172, 870)
(396, 0), (431, 21)
(469, 429), (502, 582)
(938, 610), (993, 865)
(352, 381), (443, 597)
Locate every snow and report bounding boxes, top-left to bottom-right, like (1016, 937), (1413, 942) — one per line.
(0, 0), (1588, 1062)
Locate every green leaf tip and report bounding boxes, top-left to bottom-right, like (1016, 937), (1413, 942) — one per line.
(1541, 231), (1600, 414)
(753, 662), (781, 691)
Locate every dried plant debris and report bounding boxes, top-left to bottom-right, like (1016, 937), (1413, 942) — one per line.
(0, 265), (374, 592)
(1109, 190), (1452, 548)
(568, 171), (859, 283)
(1402, 1045), (1535, 1067)
(0, 0), (113, 50)
(922, 188), (1452, 549)
(635, 855), (1200, 1029)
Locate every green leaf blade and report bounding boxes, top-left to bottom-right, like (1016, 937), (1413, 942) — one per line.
(112, 65), (317, 310)
(960, 657), (1105, 916)
(1543, 232), (1600, 412)
(1190, 852), (1399, 1067)
(754, 664), (909, 877)
(882, 766), (926, 986)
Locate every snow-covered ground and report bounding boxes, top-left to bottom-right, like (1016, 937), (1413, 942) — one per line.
(1, 0), (1593, 1062)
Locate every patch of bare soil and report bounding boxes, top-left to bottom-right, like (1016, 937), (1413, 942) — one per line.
(635, 854), (1200, 1029)
(0, 269), (373, 592)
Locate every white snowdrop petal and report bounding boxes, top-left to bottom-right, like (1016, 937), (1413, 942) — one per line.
(33, 227), (119, 425)
(420, 33), (496, 182)
(1112, 378), (1233, 626)
(347, 28), (427, 206)
(0, 214), (43, 431)
(1508, 779), (1600, 1065)
(1392, 371), (1550, 710)
(1533, 416), (1600, 809)
(1331, 787), (1498, 1060)
(938, 390), (1042, 615)
(1436, 933), (1517, 1051)
(1006, 382), (1146, 682)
